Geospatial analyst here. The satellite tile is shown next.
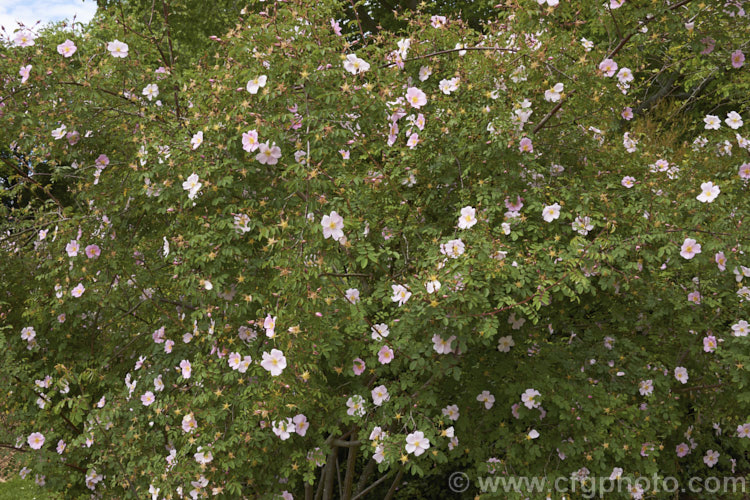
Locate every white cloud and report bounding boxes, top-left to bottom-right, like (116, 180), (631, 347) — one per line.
(0, 0), (97, 35)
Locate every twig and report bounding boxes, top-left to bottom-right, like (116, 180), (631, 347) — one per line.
(675, 383), (724, 393)
(606, 0), (694, 61)
(0, 443), (27, 452)
(380, 46), (517, 68)
(161, 0), (182, 121)
(63, 462), (88, 473)
(57, 80), (139, 107)
(347, 0), (366, 43)
(465, 226), (606, 318)
(1, 157), (64, 210)
(608, 4), (622, 39)
(320, 273), (372, 278)
(545, 62), (576, 82)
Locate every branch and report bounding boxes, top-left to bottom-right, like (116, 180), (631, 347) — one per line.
(322, 444), (338, 500)
(533, 90), (576, 134)
(344, 434), (360, 500)
(383, 467), (404, 500)
(314, 464), (326, 500)
(332, 439), (361, 447)
(353, 458), (376, 498)
(336, 455), (343, 499)
(351, 470), (394, 500)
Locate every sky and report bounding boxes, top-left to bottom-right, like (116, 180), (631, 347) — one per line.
(0, 0), (97, 34)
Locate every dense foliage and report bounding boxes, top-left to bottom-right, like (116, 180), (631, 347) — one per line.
(1, 0), (749, 498)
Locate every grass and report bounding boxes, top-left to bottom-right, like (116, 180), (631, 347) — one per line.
(0, 417), (52, 500)
(0, 477), (49, 500)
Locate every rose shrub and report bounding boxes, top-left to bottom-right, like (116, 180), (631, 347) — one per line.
(1, 0), (749, 498)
